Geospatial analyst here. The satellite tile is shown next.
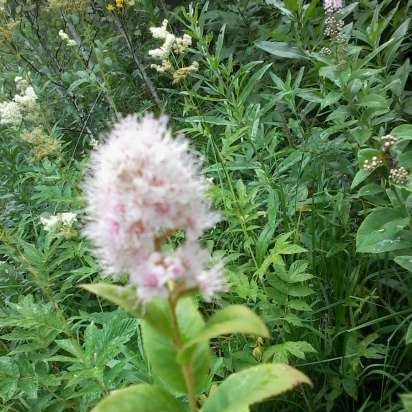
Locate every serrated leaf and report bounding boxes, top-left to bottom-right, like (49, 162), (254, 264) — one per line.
(142, 298), (210, 395)
(179, 305), (269, 362)
(92, 384), (185, 412)
(81, 283), (172, 337)
(201, 364), (311, 412)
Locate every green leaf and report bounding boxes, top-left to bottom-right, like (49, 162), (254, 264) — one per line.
(81, 283), (172, 337)
(92, 384), (185, 412)
(201, 364), (311, 412)
(263, 341), (317, 363)
(405, 322), (412, 345)
(142, 298), (211, 395)
(392, 124), (412, 141)
(394, 256), (412, 272)
(351, 169), (372, 190)
(401, 393), (412, 412)
(256, 41), (306, 59)
(398, 152), (412, 169)
(238, 63), (272, 105)
(356, 208), (412, 253)
(179, 305), (269, 362)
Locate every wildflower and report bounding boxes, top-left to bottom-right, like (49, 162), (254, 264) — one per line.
(0, 79), (37, 126)
(115, 0), (124, 8)
(83, 114), (224, 302)
(172, 61), (199, 84)
(173, 34), (192, 55)
(14, 86), (37, 110)
(0, 20), (19, 42)
(21, 127), (61, 160)
(323, 0), (345, 41)
(149, 20), (169, 40)
(363, 156), (383, 172)
(149, 33), (176, 60)
(389, 167), (408, 185)
(58, 29), (77, 47)
(381, 134), (397, 152)
(106, 3), (115, 11)
(150, 59), (173, 73)
(320, 47), (332, 56)
(40, 212), (77, 232)
(324, 0), (343, 13)
(15, 76), (29, 93)
(0, 101), (22, 126)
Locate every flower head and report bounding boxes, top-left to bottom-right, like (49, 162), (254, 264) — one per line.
(83, 114), (224, 302)
(0, 101), (22, 126)
(324, 0), (343, 12)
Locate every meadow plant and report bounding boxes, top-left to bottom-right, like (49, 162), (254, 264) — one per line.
(82, 114), (310, 412)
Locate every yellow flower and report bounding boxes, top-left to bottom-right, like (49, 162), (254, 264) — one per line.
(115, 0), (124, 8)
(106, 3), (115, 11)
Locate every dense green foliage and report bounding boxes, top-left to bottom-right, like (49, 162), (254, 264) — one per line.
(0, 0), (411, 411)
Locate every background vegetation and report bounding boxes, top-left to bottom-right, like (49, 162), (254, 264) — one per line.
(0, 0), (411, 411)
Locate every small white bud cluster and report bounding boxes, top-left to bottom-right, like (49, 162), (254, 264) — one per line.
(380, 134), (397, 152)
(363, 156), (383, 172)
(320, 47), (332, 56)
(58, 29), (77, 47)
(389, 167), (408, 185)
(323, 0), (345, 42)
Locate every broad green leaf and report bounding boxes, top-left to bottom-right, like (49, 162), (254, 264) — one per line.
(81, 284), (172, 337)
(392, 124), (412, 141)
(356, 93), (389, 110)
(358, 183), (384, 197)
(256, 41), (306, 59)
(351, 169), (372, 190)
(394, 256), (412, 272)
(356, 208), (412, 253)
(92, 384), (185, 412)
(401, 393), (412, 412)
(179, 305), (269, 362)
(142, 298), (211, 394)
(201, 364), (311, 412)
(398, 152), (412, 169)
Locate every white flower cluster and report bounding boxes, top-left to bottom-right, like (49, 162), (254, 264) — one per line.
(324, 0), (343, 13)
(389, 167), (408, 185)
(40, 212), (77, 232)
(0, 77), (38, 126)
(363, 156), (383, 172)
(148, 20), (198, 83)
(381, 134), (397, 152)
(58, 29), (77, 47)
(148, 20), (192, 60)
(172, 61), (199, 84)
(320, 47), (332, 56)
(83, 114), (226, 303)
(323, 0), (345, 42)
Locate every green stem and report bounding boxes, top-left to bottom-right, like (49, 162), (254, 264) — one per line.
(167, 293), (198, 412)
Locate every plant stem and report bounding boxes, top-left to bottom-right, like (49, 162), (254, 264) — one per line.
(167, 293), (198, 412)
